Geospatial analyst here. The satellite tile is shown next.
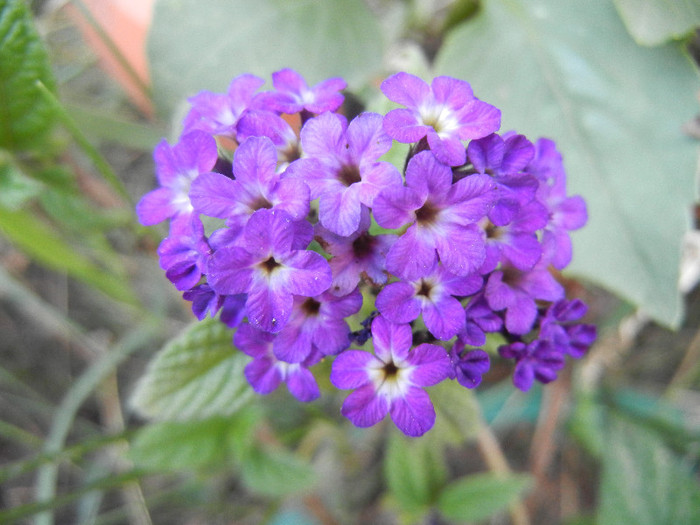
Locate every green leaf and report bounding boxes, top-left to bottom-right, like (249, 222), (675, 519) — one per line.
(383, 429), (447, 516)
(0, 206), (137, 304)
(148, 0), (384, 115)
(429, 379), (481, 446)
(0, 159), (43, 209)
(435, 0), (699, 328)
(614, 0), (700, 46)
(597, 416), (700, 525)
(130, 318), (254, 421)
(130, 417), (235, 472)
(0, 0), (56, 151)
(240, 446), (316, 497)
(437, 472), (532, 523)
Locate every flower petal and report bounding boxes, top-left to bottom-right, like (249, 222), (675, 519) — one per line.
(390, 388), (436, 437)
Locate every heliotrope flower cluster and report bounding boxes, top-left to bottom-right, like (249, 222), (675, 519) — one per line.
(138, 69), (596, 437)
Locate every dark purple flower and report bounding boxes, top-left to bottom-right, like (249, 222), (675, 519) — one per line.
(381, 73), (501, 166)
(458, 292), (503, 347)
(206, 209), (332, 333)
(157, 215), (210, 291)
(539, 299), (596, 358)
(373, 150), (495, 280)
(136, 131), (218, 228)
(330, 315), (452, 437)
(272, 289), (363, 363)
(479, 199), (548, 274)
(499, 339), (565, 392)
(189, 136), (310, 235)
(484, 263), (564, 335)
(182, 73), (265, 137)
(448, 342), (490, 388)
(376, 263), (482, 340)
(466, 133), (539, 226)
(235, 323), (321, 402)
(528, 138), (588, 269)
(286, 111), (401, 236)
(182, 284), (247, 328)
(256, 68), (346, 115)
(316, 207), (397, 296)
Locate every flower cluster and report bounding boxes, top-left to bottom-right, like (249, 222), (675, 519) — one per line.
(137, 69), (596, 437)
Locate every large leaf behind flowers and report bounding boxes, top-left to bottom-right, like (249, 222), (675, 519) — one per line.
(435, 0), (699, 327)
(148, 0), (384, 115)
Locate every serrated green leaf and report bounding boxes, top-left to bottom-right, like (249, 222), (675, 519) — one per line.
(240, 446), (316, 497)
(130, 417), (234, 472)
(0, 0), (56, 151)
(614, 0), (700, 46)
(437, 472), (531, 523)
(435, 0), (699, 327)
(130, 318), (254, 421)
(597, 416), (700, 525)
(148, 0), (384, 115)
(0, 205), (137, 304)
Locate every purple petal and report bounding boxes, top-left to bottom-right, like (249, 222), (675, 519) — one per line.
(234, 323), (274, 358)
(246, 281), (294, 332)
(319, 186), (362, 236)
(341, 384), (390, 428)
(189, 172), (238, 218)
(406, 343), (452, 386)
(375, 281), (421, 324)
(512, 362), (535, 391)
(386, 226), (437, 280)
(371, 315), (413, 362)
(380, 72), (430, 109)
(422, 295), (466, 340)
(330, 350), (378, 389)
(346, 112), (392, 162)
(372, 186), (423, 230)
(286, 365), (320, 402)
(390, 388), (436, 437)
(426, 132), (466, 166)
(207, 247), (254, 295)
(233, 136), (279, 188)
(280, 250), (332, 297)
(245, 358), (282, 394)
(435, 223), (485, 276)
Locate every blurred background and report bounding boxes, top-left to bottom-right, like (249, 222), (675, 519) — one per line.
(1, 0), (699, 524)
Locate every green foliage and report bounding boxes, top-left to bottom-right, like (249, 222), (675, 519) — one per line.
(130, 317), (254, 421)
(436, 472), (531, 523)
(0, 205), (137, 304)
(614, 0), (700, 46)
(383, 429), (447, 517)
(148, 0), (385, 115)
(597, 416), (700, 525)
(0, 0), (56, 152)
(435, 0), (699, 328)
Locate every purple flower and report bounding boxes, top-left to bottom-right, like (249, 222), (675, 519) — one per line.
(499, 339), (565, 392)
(448, 343), (490, 389)
(330, 315), (452, 437)
(458, 292), (502, 347)
(182, 284), (247, 328)
(237, 110), (301, 165)
(539, 299), (596, 358)
(479, 199), (548, 274)
(272, 289), (363, 363)
(373, 150), (495, 280)
(157, 215), (210, 291)
(206, 209), (332, 332)
(182, 73), (265, 137)
(381, 72), (501, 166)
(235, 323), (320, 402)
(316, 207), (397, 296)
(528, 138), (588, 269)
(484, 263), (564, 335)
(136, 131), (218, 228)
(286, 111), (401, 236)
(257, 68), (346, 115)
(189, 136), (310, 235)
(376, 263), (482, 340)
(466, 133), (538, 226)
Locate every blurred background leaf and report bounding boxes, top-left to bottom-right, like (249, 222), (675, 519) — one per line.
(614, 0), (700, 46)
(435, 0), (699, 328)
